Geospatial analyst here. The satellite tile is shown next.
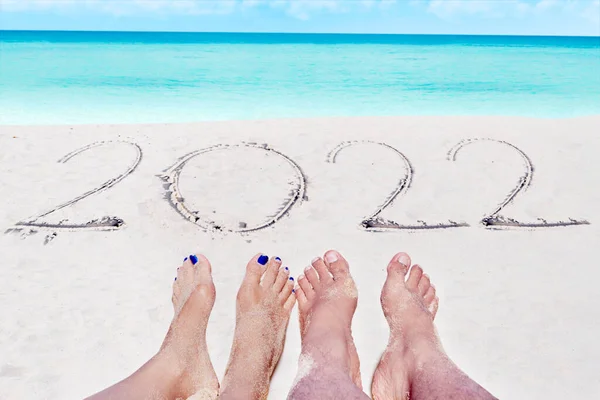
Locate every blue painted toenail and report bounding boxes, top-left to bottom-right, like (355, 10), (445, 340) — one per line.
(190, 255), (198, 265)
(289, 277), (294, 281)
(258, 255), (269, 265)
(292, 289), (295, 293)
(174, 277), (177, 281)
(285, 266), (289, 271)
(275, 257), (281, 261)
(184, 257), (188, 262)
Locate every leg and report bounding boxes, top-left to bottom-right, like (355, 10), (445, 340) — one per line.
(372, 252), (497, 400)
(289, 250), (369, 400)
(220, 254), (296, 400)
(87, 254), (219, 400)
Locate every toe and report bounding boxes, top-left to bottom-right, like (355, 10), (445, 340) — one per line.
(323, 250), (350, 280)
(178, 260), (195, 284)
(406, 264), (423, 290)
(176, 265), (185, 281)
(304, 265), (320, 289)
(418, 274), (431, 296)
(261, 256), (281, 287)
(387, 252), (411, 276)
(429, 296), (440, 317)
(273, 266), (290, 292)
(424, 285), (436, 304)
(279, 277), (294, 303)
(172, 279), (181, 300)
(245, 253), (267, 284)
(192, 254), (213, 284)
(297, 275), (314, 300)
(312, 257), (333, 283)
(283, 292), (296, 312)
(295, 286), (308, 304)
(180, 256), (194, 273)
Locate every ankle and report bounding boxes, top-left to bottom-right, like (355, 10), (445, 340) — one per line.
(301, 331), (352, 371)
(158, 336), (206, 374)
(304, 307), (352, 339)
(386, 332), (441, 366)
(221, 344), (275, 399)
(221, 372), (269, 400)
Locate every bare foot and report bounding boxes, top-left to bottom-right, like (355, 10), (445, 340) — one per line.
(294, 250), (362, 389)
(158, 254), (219, 400)
(371, 252), (440, 400)
(86, 254), (219, 400)
(220, 254), (296, 400)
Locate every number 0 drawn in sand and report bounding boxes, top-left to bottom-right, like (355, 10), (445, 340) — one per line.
(327, 141), (467, 231)
(448, 138), (589, 228)
(15, 141), (142, 230)
(160, 143), (306, 233)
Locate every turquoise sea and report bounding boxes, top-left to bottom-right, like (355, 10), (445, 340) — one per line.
(0, 31), (599, 125)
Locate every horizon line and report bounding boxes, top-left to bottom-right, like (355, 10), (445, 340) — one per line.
(1, 29), (599, 38)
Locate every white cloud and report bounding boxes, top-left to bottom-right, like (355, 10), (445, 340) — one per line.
(257, 0), (396, 20)
(0, 0), (78, 12)
(0, 0), (399, 19)
(0, 0), (236, 15)
(426, 0), (532, 19)
(2, 0), (598, 26)
(421, 0), (598, 21)
(132, 0), (237, 15)
(535, 0), (559, 12)
(272, 0), (343, 20)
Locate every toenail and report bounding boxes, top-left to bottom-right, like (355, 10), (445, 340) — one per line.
(190, 255), (198, 265)
(292, 289), (295, 293)
(311, 257), (320, 264)
(275, 257), (281, 262)
(397, 254), (410, 267)
(184, 257), (188, 262)
(174, 277), (177, 281)
(325, 252), (339, 263)
(289, 277), (294, 281)
(304, 266), (311, 272)
(298, 275), (305, 280)
(285, 266), (289, 271)
(257, 255), (269, 265)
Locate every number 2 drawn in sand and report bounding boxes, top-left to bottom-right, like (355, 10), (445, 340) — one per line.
(448, 138), (589, 228)
(327, 141), (468, 231)
(160, 143), (306, 233)
(15, 141), (142, 230)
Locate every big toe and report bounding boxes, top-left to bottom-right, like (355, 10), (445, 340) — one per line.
(244, 253), (268, 285)
(386, 252), (411, 279)
(324, 250), (350, 280)
(192, 254), (213, 284)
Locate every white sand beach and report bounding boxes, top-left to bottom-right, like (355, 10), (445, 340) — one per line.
(1, 115), (599, 399)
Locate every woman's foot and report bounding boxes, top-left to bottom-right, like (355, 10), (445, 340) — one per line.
(371, 252), (440, 400)
(294, 250), (363, 389)
(220, 254), (296, 400)
(86, 254), (219, 400)
(157, 254), (219, 400)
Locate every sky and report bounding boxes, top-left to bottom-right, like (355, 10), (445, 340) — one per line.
(0, 0), (599, 36)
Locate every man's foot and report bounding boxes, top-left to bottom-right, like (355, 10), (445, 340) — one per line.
(220, 254), (296, 400)
(371, 252), (440, 400)
(158, 254), (219, 400)
(294, 250), (362, 389)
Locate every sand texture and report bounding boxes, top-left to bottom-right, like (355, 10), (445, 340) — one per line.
(1, 116), (599, 399)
